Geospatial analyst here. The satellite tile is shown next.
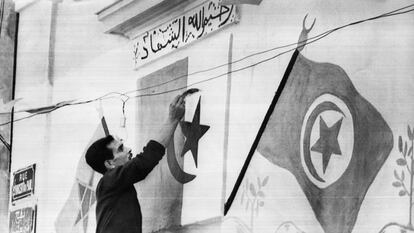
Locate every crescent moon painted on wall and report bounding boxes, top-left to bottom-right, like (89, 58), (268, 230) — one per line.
(302, 101), (344, 183)
(167, 139), (196, 184)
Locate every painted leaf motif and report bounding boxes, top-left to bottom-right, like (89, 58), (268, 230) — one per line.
(399, 190), (407, 196)
(392, 181), (402, 187)
(250, 184), (257, 196)
(262, 176), (269, 186)
(409, 146), (413, 157)
(404, 142), (408, 156)
(408, 125), (413, 140)
(399, 136), (403, 153)
(259, 201), (264, 207)
(397, 158), (407, 166)
(394, 169), (400, 180)
(402, 170), (405, 181)
(257, 177), (261, 188)
(257, 191), (265, 198)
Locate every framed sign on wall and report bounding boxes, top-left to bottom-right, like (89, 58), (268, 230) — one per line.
(11, 164), (36, 204)
(9, 205), (37, 233)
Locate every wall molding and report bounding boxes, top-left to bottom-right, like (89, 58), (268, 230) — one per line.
(96, 0), (193, 39)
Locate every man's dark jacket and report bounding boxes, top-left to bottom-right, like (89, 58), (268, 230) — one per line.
(95, 140), (165, 233)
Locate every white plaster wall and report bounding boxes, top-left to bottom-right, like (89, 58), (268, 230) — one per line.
(11, 2), (54, 232)
(225, 0), (414, 232)
(10, 0), (414, 232)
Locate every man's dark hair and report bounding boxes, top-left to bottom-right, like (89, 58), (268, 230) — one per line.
(85, 135), (115, 174)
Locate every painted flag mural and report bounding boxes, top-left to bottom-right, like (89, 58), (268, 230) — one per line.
(136, 57), (218, 232)
(225, 49), (393, 233)
(136, 58), (189, 232)
(55, 117), (109, 233)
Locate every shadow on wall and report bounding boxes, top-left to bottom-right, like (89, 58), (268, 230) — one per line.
(0, 0), (17, 233)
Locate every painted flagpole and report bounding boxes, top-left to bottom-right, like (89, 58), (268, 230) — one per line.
(221, 33), (234, 214)
(224, 15), (315, 215)
(224, 48), (299, 215)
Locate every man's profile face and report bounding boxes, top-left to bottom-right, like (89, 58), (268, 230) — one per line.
(106, 137), (132, 167)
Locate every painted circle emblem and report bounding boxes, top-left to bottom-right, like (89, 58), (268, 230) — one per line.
(300, 94), (354, 188)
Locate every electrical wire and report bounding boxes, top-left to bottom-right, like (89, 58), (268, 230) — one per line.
(0, 3), (412, 126)
(119, 3), (414, 96)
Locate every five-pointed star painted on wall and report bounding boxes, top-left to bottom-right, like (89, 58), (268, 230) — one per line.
(311, 116), (343, 174)
(180, 98), (210, 167)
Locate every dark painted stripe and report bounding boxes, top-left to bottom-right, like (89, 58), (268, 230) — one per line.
(224, 49), (300, 215)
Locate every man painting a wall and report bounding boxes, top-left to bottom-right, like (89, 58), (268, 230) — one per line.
(85, 92), (188, 233)
(6, 0), (414, 233)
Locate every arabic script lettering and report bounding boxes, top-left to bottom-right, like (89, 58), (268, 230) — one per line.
(133, 0), (236, 67)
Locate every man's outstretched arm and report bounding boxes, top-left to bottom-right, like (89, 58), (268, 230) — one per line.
(153, 94), (185, 148)
(104, 94), (186, 187)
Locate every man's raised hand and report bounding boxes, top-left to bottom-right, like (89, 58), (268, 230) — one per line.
(169, 94), (185, 122)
